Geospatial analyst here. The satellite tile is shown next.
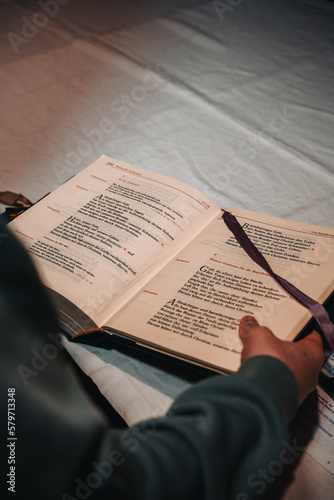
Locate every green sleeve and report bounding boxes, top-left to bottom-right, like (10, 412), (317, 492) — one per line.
(103, 357), (298, 500)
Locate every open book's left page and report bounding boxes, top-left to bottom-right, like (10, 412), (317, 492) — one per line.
(9, 156), (220, 334)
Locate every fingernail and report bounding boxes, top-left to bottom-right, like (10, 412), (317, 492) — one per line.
(240, 316), (258, 338)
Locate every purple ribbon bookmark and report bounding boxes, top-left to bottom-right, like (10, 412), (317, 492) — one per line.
(222, 210), (334, 352)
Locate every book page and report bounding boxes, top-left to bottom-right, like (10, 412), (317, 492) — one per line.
(107, 208), (334, 373)
(9, 156), (220, 333)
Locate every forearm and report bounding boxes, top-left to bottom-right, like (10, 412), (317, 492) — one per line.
(90, 357), (298, 500)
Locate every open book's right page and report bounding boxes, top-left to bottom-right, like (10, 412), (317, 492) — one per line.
(107, 208), (334, 373)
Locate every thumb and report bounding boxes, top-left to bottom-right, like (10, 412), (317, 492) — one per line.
(238, 316), (260, 342)
(238, 316), (276, 363)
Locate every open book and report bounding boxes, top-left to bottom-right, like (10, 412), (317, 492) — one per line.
(9, 155), (334, 373)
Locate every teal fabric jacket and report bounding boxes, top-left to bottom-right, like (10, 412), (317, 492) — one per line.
(0, 220), (298, 499)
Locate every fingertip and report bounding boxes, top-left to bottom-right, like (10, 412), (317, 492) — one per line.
(239, 316), (259, 341)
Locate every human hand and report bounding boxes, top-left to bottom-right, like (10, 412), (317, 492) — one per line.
(0, 191), (32, 207)
(238, 316), (325, 406)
